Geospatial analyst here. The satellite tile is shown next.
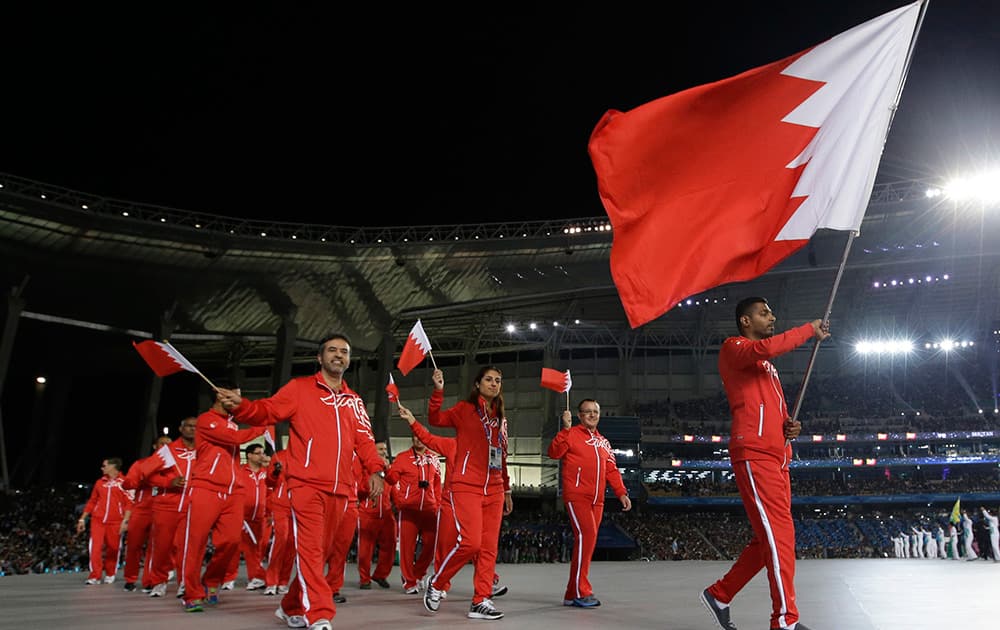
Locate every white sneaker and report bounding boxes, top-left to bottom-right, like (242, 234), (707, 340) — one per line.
(278, 584), (290, 595)
(85, 578), (100, 585)
(263, 585), (278, 595)
(423, 585), (443, 612)
(492, 582), (508, 597)
(102, 576), (115, 584)
(175, 584), (185, 598)
(274, 607), (307, 629)
(220, 580), (236, 591)
(167, 569), (176, 582)
(149, 583), (167, 597)
(247, 577), (267, 590)
(468, 598), (504, 620)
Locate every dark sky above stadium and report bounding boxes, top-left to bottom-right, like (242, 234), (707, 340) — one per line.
(1, 1), (997, 227)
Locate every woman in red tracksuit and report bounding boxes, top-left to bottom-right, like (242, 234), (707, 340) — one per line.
(180, 398), (267, 611)
(547, 399), (631, 608)
(421, 366), (512, 621)
(701, 297), (828, 630)
(385, 432), (441, 593)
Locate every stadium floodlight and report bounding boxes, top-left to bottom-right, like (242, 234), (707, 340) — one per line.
(854, 339), (914, 355)
(943, 169), (1000, 203)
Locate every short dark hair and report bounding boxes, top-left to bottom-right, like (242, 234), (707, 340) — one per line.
(317, 332), (352, 355)
(735, 297), (768, 334)
(245, 443), (263, 455)
(577, 398), (600, 412)
(105, 457), (123, 471)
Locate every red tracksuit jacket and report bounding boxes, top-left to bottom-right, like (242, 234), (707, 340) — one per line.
(718, 323), (814, 463)
(83, 474), (132, 524)
(428, 389), (509, 496)
(189, 409), (267, 494)
(385, 447), (442, 512)
(238, 464), (268, 520)
(547, 425), (628, 505)
(232, 373), (385, 495)
(266, 450), (290, 512)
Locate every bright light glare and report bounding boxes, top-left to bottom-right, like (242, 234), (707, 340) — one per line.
(855, 340), (914, 355)
(943, 170), (1000, 203)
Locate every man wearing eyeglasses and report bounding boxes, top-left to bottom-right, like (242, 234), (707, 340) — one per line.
(547, 399), (631, 609)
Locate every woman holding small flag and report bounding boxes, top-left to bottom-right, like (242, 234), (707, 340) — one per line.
(421, 366), (512, 621)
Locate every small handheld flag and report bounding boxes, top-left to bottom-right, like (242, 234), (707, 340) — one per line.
(540, 368), (572, 393)
(132, 340), (218, 391)
(263, 428), (276, 453)
(397, 320), (436, 376)
(386, 374), (400, 404)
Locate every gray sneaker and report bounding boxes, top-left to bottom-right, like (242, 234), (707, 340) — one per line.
(700, 588), (737, 630)
(274, 607), (307, 629)
(468, 598), (504, 620)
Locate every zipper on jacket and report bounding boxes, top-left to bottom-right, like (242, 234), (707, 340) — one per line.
(208, 453), (221, 475)
(461, 451), (470, 474)
(305, 438), (314, 468)
(575, 467), (581, 487)
(758, 403), (765, 437)
(592, 445), (601, 504)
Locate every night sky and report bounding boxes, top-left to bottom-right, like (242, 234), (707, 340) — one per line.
(1, 2), (996, 227)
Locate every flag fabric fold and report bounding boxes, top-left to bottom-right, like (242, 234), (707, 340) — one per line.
(139, 443), (179, 477)
(588, 2), (921, 328)
(386, 373), (400, 403)
(397, 320), (432, 376)
(132, 340), (203, 378)
(540, 368), (572, 394)
(263, 428), (276, 453)
(950, 497), (961, 524)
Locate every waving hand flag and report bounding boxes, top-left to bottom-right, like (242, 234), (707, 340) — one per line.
(132, 339), (218, 390)
(540, 368), (572, 394)
(386, 373), (400, 404)
(588, 2), (922, 328)
(397, 320), (435, 376)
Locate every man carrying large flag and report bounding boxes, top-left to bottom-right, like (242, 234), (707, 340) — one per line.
(587, 2), (926, 628)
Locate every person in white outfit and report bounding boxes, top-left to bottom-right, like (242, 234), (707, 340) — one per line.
(923, 527), (936, 559)
(910, 529), (922, 558)
(935, 525), (947, 559)
(982, 507), (999, 562)
(961, 510), (976, 560)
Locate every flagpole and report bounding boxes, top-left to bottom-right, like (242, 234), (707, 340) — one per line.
(161, 341), (219, 391)
(788, 0), (929, 428)
(427, 349), (438, 371)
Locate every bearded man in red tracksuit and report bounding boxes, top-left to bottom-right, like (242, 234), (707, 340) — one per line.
(146, 416), (197, 598)
(180, 398), (267, 612)
(385, 433), (441, 594)
(217, 333), (386, 630)
(700, 297), (829, 630)
(548, 398), (631, 608)
(357, 441), (395, 590)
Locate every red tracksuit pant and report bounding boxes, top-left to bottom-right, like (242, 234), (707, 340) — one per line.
(430, 490), (503, 604)
(280, 487), (346, 625)
(398, 507), (436, 588)
(358, 510), (396, 584)
(707, 458), (798, 630)
(226, 513), (266, 582)
(324, 500), (358, 594)
(266, 506), (294, 588)
(181, 487), (242, 602)
(123, 506), (153, 585)
(563, 499), (604, 601)
(88, 519), (123, 580)
(148, 506), (184, 586)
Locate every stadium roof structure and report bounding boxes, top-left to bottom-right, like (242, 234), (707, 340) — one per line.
(1, 172), (998, 371)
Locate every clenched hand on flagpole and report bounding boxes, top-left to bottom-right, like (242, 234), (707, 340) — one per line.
(132, 339), (219, 391)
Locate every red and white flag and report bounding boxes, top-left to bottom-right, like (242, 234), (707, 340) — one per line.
(132, 340), (203, 378)
(263, 428), (276, 453)
(397, 320), (432, 376)
(155, 443), (178, 470)
(386, 373), (400, 403)
(588, 2), (921, 328)
(540, 368), (572, 394)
